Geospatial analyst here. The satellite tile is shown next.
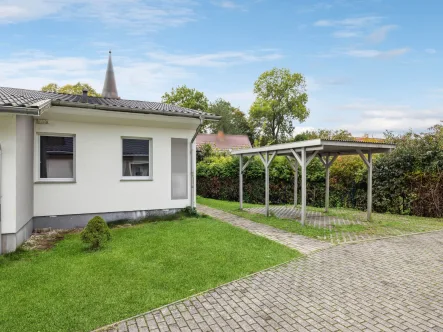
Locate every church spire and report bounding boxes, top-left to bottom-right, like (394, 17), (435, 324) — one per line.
(102, 51), (119, 99)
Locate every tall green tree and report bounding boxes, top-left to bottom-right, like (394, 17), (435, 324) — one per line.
(249, 68), (310, 145)
(41, 82), (101, 97)
(161, 85), (209, 112)
(207, 98), (251, 137)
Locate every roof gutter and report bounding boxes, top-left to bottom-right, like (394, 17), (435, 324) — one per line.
(190, 116), (205, 210)
(52, 100), (221, 121)
(0, 106), (41, 116)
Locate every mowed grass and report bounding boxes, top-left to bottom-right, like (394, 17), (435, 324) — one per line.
(197, 197), (443, 241)
(197, 197), (333, 240)
(0, 216), (299, 332)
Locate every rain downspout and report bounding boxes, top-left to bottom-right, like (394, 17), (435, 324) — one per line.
(190, 116), (204, 209)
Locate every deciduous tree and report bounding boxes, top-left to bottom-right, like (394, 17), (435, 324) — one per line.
(249, 68), (309, 145)
(41, 82), (101, 97)
(161, 85), (209, 112)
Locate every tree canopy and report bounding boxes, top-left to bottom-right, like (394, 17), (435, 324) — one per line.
(161, 85), (209, 112)
(41, 82), (101, 97)
(249, 68), (310, 145)
(207, 99), (252, 138)
(293, 129), (353, 142)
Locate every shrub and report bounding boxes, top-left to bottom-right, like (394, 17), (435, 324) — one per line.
(182, 206), (200, 217)
(80, 216), (111, 250)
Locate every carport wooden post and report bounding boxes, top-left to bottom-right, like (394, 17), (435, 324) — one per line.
(367, 151), (373, 221)
(258, 151), (275, 217)
(239, 154), (243, 209)
(318, 154), (337, 213)
(294, 161), (298, 207)
(286, 156), (299, 207)
(357, 149), (373, 221)
(325, 155), (330, 212)
(301, 148), (307, 225)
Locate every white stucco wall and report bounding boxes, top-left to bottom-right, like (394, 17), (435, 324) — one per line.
(34, 119), (195, 217)
(0, 115), (17, 234)
(15, 116), (34, 231)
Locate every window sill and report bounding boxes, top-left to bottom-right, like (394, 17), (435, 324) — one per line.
(35, 180), (76, 184)
(120, 177), (153, 182)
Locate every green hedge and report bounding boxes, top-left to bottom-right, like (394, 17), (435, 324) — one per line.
(197, 125), (443, 218)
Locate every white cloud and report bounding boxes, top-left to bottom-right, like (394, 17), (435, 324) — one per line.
(213, 91), (255, 111)
(0, 0), (197, 32)
(367, 25), (397, 43)
(332, 30), (359, 38)
(345, 48), (409, 58)
(293, 126), (316, 135)
(314, 16), (382, 28)
(0, 51), (193, 101)
(212, 1), (245, 9)
(337, 101), (443, 133)
(146, 50), (283, 67)
(314, 16), (392, 41)
(425, 48), (437, 54)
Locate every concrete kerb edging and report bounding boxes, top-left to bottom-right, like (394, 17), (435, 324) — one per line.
(92, 255), (307, 332)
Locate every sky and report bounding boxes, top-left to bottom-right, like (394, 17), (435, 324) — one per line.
(0, 0), (442, 137)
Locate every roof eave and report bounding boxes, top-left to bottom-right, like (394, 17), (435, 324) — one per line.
(0, 106), (40, 116)
(51, 100), (221, 121)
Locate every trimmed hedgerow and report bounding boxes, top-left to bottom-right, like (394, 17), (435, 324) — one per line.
(197, 124), (443, 218)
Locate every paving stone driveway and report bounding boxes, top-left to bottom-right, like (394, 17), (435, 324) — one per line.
(99, 231), (443, 332)
(197, 205), (331, 255)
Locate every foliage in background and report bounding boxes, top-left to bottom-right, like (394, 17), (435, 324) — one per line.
(293, 129), (353, 142)
(161, 85), (209, 112)
(197, 124), (443, 218)
(207, 98), (253, 140)
(80, 216), (111, 250)
(249, 68), (310, 145)
(41, 82), (101, 97)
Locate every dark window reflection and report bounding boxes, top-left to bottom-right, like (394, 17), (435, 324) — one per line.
(40, 136), (74, 179)
(122, 139), (150, 177)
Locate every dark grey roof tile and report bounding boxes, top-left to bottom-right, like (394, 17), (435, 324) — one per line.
(0, 87), (215, 118)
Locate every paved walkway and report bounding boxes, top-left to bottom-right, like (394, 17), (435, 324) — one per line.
(99, 231), (443, 332)
(197, 205), (331, 255)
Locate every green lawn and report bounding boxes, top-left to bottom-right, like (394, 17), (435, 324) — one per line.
(0, 216), (299, 332)
(197, 197), (443, 241)
(197, 197), (333, 240)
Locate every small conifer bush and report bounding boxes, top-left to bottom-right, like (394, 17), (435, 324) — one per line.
(81, 216), (111, 250)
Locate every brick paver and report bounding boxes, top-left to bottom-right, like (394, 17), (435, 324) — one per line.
(98, 231), (443, 332)
(197, 204), (331, 254)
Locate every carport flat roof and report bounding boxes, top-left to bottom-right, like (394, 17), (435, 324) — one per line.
(231, 139), (396, 157)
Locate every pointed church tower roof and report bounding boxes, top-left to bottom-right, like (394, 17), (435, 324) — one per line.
(102, 51), (119, 99)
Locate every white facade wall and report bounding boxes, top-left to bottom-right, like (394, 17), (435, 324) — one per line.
(15, 116), (34, 231)
(34, 119), (195, 217)
(0, 115), (17, 234)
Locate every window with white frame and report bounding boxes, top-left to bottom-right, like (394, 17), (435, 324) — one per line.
(122, 138), (152, 178)
(39, 135), (75, 180)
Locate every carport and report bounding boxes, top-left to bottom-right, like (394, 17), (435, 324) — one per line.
(231, 139), (395, 224)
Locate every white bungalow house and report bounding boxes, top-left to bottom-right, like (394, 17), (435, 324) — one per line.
(0, 52), (219, 253)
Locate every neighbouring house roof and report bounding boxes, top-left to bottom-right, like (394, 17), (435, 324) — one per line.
(196, 133), (252, 151)
(354, 137), (386, 143)
(0, 86), (220, 120)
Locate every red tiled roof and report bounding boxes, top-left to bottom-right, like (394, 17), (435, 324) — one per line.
(196, 133), (252, 151)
